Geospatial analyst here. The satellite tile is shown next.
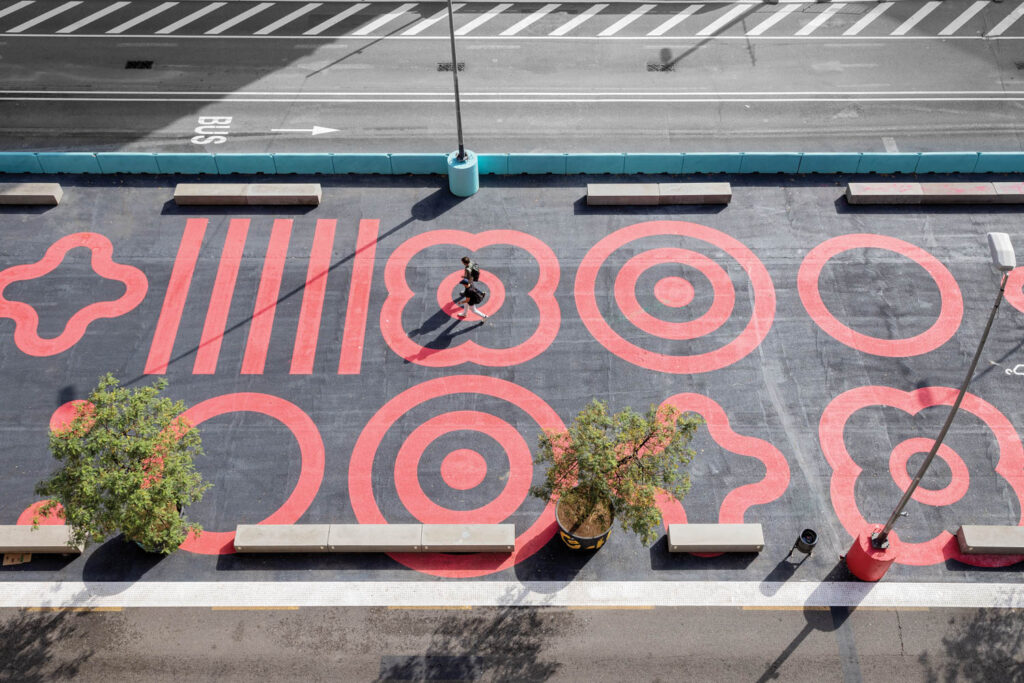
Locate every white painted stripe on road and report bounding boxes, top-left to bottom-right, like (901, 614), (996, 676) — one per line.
(108, 1), (177, 34)
(697, 3), (754, 36)
(404, 2), (462, 35)
(842, 1), (891, 36)
(255, 2), (320, 35)
(939, 0), (987, 36)
(8, 0), (79, 33)
(549, 3), (607, 36)
(8, 89), (1024, 96)
(890, 0), (939, 36)
(746, 3), (798, 36)
(206, 2), (273, 35)
(500, 3), (558, 36)
(647, 4), (701, 36)
(57, 1), (128, 33)
(987, 0), (1024, 36)
(0, 0), (33, 22)
(598, 3), (654, 36)
(795, 2), (844, 35)
(156, 2), (225, 34)
(303, 2), (367, 35)
(351, 2), (415, 35)
(456, 2), (512, 36)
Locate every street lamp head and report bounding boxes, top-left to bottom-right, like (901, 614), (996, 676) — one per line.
(987, 232), (1016, 272)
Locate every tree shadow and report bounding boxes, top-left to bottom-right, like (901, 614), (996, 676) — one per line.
(0, 610), (94, 682)
(80, 535), (167, 583)
(919, 607), (1024, 682)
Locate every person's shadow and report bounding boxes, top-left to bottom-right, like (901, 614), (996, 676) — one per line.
(406, 304), (485, 363)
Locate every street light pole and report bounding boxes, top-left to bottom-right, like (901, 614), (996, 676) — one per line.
(445, 0), (466, 162)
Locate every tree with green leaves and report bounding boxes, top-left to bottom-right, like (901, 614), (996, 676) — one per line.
(531, 399), (702, 546)
(35, 373), (210, 554)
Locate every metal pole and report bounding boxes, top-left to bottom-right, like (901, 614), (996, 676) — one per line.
(445, 0), (466, 161)
(873, 272), (1011, 548)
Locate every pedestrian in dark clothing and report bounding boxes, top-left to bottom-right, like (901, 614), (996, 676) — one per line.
(462, 256), (480, 282)
(457, 278), (489, 319)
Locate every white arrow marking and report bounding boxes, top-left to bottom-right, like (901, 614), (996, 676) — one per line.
(270, 126), (338, 136)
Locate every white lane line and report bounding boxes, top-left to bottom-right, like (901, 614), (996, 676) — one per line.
(7, 95), (1024, 103)
(8, 89), (1024, 96)
(156, 2), (225, 34)
(303, 2), (367, 35)
(598, 3), (654, 37)
(794, 2), (844, 36)
(647, 4), (701, 36)
(456, 2), (512, 36)
(939, 0), (987, 36)
(205, 2), (273, 35)
(255, 2), (320, 35)
(351, 2), (416, 36)
(57, 0), (128, 33)
(550, 3), (607, 36)
(0, 1), (34, 22)
(987, 0), (1024, 36)
(108, 1), (177, 34)
(404, 2), (461, 35)
(746, 3), (799, 36)
(843, 1), (891, 36)
(697, 3), (755, 36)
(890, 0), (940, 36)
(500, 2), (558, 36)
(8, 0), (80, 33)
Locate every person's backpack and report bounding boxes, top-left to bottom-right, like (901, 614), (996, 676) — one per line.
(468, 261), (481, 281)
(466, 285), (486, 304)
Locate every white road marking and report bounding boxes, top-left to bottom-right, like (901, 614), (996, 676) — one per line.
(550, 3), (607, 36)
(0, 1), (33, 22)
(456, 2), (512, 35)
(255, 2), (320, 35)
(987, 0), (1024, 36)
(108, 1), (177, 34)
(57, 1), (128, 33)
(598, 3), (654, 37)
(351, 2), (416, 36)
(746, 3), (799, 36)
(404, 2), (462, 35)
(882, 135), (899, 152)
(8, 0), (80, 33)
(647, 4), (702, 36)
(939, 0), (987, 36)
(500, 3), (558, 36)
(206, 2), (273, 35)
(156, 2), (225, 34)
(795, 2), (844, 36)
(697, 3), (755, 36)
(843, 1), (891, 36)
(890, 0), (940, 36)
(303, 2), (367, 35)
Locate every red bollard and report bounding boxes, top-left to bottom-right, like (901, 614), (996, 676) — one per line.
(845, 525), (897, 582)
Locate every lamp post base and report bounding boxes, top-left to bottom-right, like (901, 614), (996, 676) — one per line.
(447, 150), (479, 197)
(845, 525), (897, 581)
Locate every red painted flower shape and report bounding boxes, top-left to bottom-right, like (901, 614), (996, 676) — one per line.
(1006, 267), (1024, 314)
(0, 233), (148, 356)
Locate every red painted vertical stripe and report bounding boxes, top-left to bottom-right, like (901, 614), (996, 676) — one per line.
(144, 218), (208, 375)
(290, 219), (336, 374)
(193, 218), (250, 375)
(241, 219), (293, 375)
(338, 218), (379, 374)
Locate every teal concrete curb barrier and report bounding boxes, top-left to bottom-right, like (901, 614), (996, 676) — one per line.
(0, 153), (44, 173)
(155, 154), (218, 174)
(391, 154), (448, 175)
(478, 154), (509, 175)
(508, 154), (567, 175)
(856, 153), (919, 174)
(916, 152), (979, 174)
(624, 154), (683, 174)
(739, 152), (802, 174)
(37, 153), (101, 174)
(681, 153), (743, 174)
(96, 153), (160, 174)
(215, 154), (275, 175)
(332, 154), (391, 174)
(567, 154), (626, 175)
(974, 152), (1024, 173)
(447, 150), (479, 197)
(798, 153), (862, 174)
(273, 154), (334, 175)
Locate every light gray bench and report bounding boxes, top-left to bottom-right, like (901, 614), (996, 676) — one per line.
(587, 183), (659, 206)
(234, 524), (330, 553)
(846, 182), (1024, 205)
(658, 182), (732, 205)
(328, 524), (422, 552)
(667, 523), (765, 553)
(174, 183), (321, 206)
(233, 523), (515, 554)
(0, 525), (83, 554)
(0, 182), (63, 205)
(956, 525), (1024, 555)
(421, 524), (515, 552)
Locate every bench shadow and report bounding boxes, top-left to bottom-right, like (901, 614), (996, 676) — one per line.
(572, 195), (728, 216)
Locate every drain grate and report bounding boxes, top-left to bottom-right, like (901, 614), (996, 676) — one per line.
(647, 63), (673, 72)
(437, 62), (465, 72)
(125, 60), (153, 69)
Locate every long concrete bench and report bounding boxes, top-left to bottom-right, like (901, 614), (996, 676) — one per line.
(173, 183), (321, 206)
(328, 524), (422, 552)
(234, 524), (331, 553)
(421, 524), (515, 552)
(233, 523), (515, 554)
(0, 525), (83, 554)
(846, 182), (1024, 205)
(956, 525), (1024, 555)
(667, 523), (765, 553)
(658, 182), (731, 205)
(586, 182), (732, 206)
(0, 182), (62, 205)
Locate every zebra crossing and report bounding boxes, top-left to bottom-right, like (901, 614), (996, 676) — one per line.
(1, 0), (1023, 38)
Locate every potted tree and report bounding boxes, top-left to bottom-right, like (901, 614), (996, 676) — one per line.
(35, 373), (211, 555)
(531, 399), (702, 550)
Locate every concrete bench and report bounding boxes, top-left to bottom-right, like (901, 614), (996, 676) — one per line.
(919, 182), (998, 204)
(421, 524), (515, 553)
(587, 183), (659, 206)
(956, 525), (1024, 555)
(659, 182), (732, 205)
(233, 524), (515, 553)
(328, 524), (422, 552)
(667, 523), (765, 553)
(174, 183), (321, 206)
(846, 181), (1024, 205)
(0, 182), (62, 205)
(0, 525), (83, 554)
(234, 524), (330, 553)
(846, 182), (924, 205)
(993, 182), (1024, 203)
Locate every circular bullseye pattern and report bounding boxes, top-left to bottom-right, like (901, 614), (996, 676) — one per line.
(440, 449), (488, 490)
(653, 276), (695, 308)
(436, 271), (506, 321)
(888, 437), (969, 506)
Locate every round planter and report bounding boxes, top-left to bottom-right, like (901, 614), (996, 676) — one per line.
(555, 494), (613, 551)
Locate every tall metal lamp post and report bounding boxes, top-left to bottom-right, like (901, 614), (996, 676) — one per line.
(845, 232), (1018, 581)
(444, 0), (479, 197)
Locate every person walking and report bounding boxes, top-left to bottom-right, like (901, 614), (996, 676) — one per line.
(461, 256), (480, 282)
(457, 278), (489, 320)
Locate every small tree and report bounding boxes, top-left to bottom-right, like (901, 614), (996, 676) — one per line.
(35, 373), (210, 554)
(531, 399), (702, 545)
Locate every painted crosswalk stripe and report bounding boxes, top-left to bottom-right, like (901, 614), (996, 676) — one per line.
(746, 3), (798, 36)
(255, 2), (320, 35)
(697, 3), (754, 36)
(108, 1), (176, 34)
(550, 3), (607, 36)
(351, 2), (416, 36)
(598, 3), (654, 36)
(8, 1), (80, 33)
(0, 1), (34, 22)
(206, 2), (273, 34)
(404, 2), (461, 35)
(456, 3), (511, 35)
(939, 0), (987, 36)
(500, 3), (558, 36)
(156, 2), (225, 34)
(303, 2), (367, 35)
(987, 0), (1024, 36)
(57, 0), (128, 33)
(890, 0), (940, 36)
(647, 4), (702, 36)
(842, 1), (890, 36)
(794, 2), (844, 36)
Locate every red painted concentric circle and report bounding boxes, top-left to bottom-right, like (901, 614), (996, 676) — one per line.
(888, 437), (969, 507)
(441, 449), (488, 491)
(654, 276), (695, 308)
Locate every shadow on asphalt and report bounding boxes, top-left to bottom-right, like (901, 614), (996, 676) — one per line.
(647, 535), (759, 571)
(81, 535), (167, 583)
(0, 610), (94, 682)
(919, 607), (1024, 682)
